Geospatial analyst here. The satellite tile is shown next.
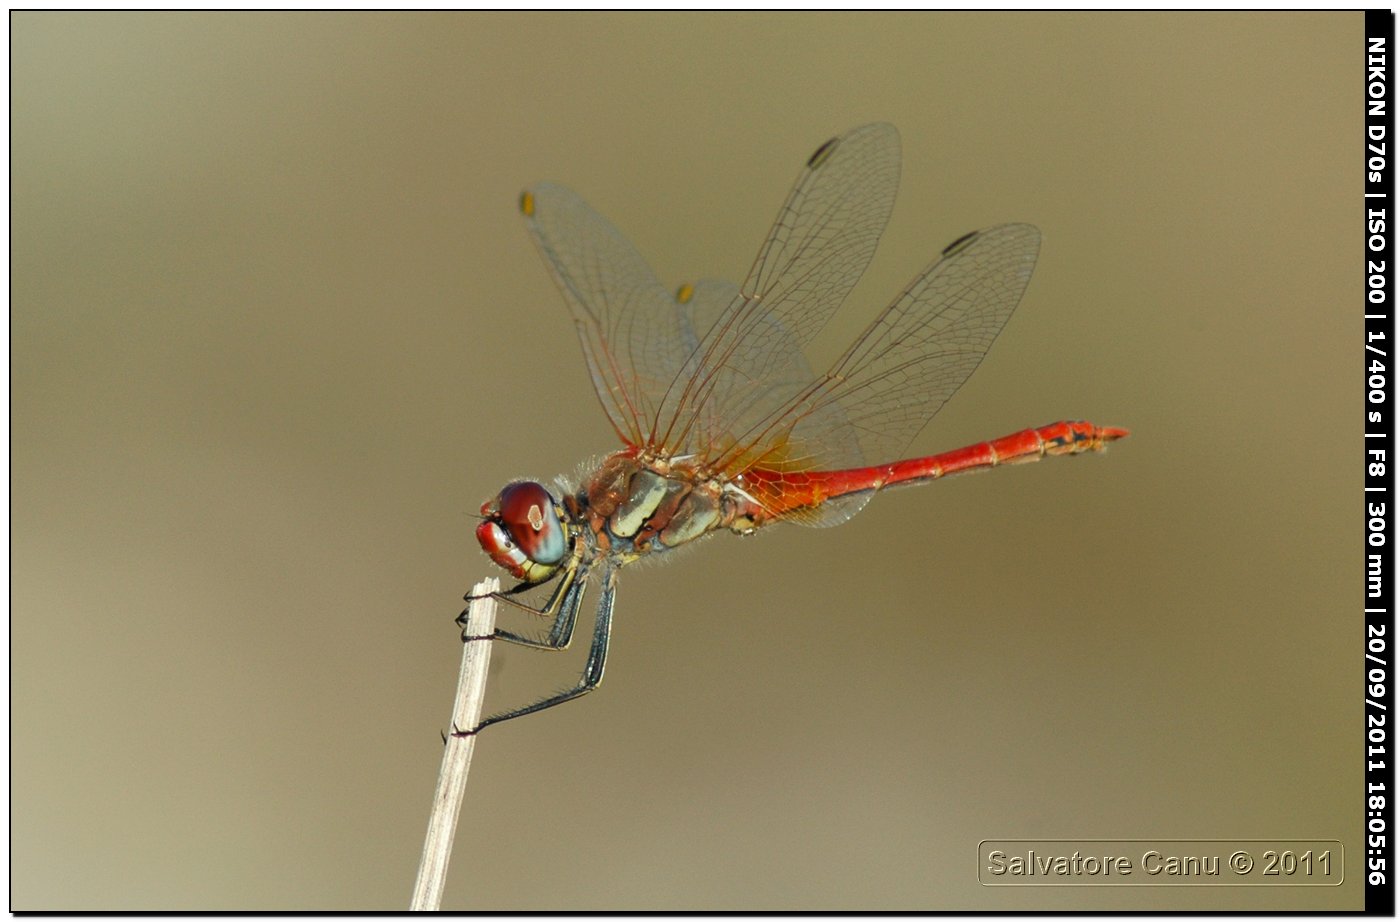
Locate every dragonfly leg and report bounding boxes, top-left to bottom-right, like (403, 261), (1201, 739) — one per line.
(454, 568), (616, 736)
(458, 563), (582, 649)
(494, 568), (587, 651)
(464, 579), (534, 604)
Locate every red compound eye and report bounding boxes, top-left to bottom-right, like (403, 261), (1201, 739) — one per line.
(479, 481), (566, 576)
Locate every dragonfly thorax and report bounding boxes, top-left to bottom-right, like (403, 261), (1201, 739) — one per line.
(572, 450), (762, 565)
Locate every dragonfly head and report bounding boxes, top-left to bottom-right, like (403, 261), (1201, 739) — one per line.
(477, 480), (569, 583)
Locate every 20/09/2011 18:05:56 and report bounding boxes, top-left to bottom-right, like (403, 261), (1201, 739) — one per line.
(459, 122), (1128, 735)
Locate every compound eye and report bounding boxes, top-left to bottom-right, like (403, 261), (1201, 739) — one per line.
(494, 481), (566, 565)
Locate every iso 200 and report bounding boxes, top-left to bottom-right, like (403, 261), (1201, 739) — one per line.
(1261, 850), (1333, 876)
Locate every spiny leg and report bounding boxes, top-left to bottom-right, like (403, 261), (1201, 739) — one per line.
(457, 563), (582, 649)
(494, 568), (587, 651)
(455, 567), (616, 736)
(460, 566), (561, 616)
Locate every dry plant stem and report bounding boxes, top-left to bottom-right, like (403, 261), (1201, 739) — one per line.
(410, 577), (499, 911)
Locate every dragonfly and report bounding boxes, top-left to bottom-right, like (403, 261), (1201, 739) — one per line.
(459, 123), (1126, 734)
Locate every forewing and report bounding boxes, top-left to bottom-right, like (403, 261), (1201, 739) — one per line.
(741, 122), (902, 347)
(520, 182), (690, 447)
(652, 123), (902, 458)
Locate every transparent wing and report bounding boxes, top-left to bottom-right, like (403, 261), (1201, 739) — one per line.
(521, 124), (901, 459)
(729, 224), (1043, 527)
(519, 182), (692, 447)
(521, 130), (1041, 532)
(650, 123), (902, 457)
(670, 277), (866, 475)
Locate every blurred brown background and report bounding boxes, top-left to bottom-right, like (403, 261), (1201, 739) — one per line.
(12, 12), (1360, 910)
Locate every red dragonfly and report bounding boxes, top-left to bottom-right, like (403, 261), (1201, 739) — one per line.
(462, 123), (1126, 733)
